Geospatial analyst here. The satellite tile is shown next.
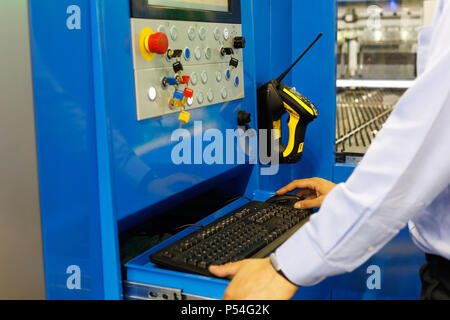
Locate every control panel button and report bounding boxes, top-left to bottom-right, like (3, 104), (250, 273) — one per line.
(223, 28), (230, 40)
(225, 69), (231, 80)
(190, 72), (198, 86)
(157, 25), (166, 33)
(147, 32), (169, 54)
(197, 92), (204, 104)
(234, 76), (240, 87)
(148, 87), (157, 101)
(187, 97), (194, 106)
(207, 89), (214, 102)
(214, 27), (221, 41)
(201, 71), (208, 84)
(221, 88), (228, 99)
(188, 26), (196, 41)
(205, 47), (212, 60)
(170, 26), (178, 41)
(216, 71), (222, 82)
(194, 47), (202, 60)
(184, 48), (191, 61)
(199, 27), (206, 41)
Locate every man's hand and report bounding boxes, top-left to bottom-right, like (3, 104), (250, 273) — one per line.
(209, 258), (298, 300)
(277, 177), (336, 209)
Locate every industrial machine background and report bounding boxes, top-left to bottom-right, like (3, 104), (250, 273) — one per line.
(336, 88), (404, 163)
(23, 0), (424, 300)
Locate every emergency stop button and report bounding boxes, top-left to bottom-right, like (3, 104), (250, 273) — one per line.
(139, 27), (169, 61)
(146, 32), (169, 54)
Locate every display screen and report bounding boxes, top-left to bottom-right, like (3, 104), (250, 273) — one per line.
(148, 0), (229, 13)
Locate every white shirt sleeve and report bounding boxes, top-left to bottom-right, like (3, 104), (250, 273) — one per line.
(276, 18), (450, 286)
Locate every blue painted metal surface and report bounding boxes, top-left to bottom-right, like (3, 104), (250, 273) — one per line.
(29, 0), (105, 299)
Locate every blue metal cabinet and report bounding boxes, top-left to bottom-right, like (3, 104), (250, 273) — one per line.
(28, 0), (423, 300)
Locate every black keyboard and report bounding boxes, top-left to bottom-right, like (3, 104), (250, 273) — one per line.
(150, 201), (312, 277)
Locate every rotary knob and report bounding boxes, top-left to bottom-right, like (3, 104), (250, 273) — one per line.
(146, 32), (169, 54)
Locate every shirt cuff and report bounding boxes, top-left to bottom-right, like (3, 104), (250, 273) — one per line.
(275, 225), (344, 287)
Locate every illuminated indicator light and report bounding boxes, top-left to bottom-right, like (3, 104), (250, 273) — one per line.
(148, 87), (157, 101)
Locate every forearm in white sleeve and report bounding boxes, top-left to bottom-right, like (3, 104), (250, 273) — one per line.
(276, 49), (450, 287)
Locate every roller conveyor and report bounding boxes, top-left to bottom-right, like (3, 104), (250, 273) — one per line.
(336, 88), (405, 163)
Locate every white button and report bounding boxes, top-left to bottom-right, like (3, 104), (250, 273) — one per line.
(194, 47), (202, 60)
(148, 87), (157, 101)
(368, 246), (375, 252)
(187, 97), (194, 106)
(201, 71), (208, 84)
(197, 92), (204, 104)
(188, 26), (196, 41)
(205, 47), (212, 60)
(221, 87), (228, 99)
(216, 71), (222, 82)
(214, 27), (221, 41)
(199, 27), (206, 40)
(190, 72), (198, 86)
(170, 26), (178, 41)
(157, 25), (166, 33)
(223, 28), (230, 40)
(207, 89), (214, 102)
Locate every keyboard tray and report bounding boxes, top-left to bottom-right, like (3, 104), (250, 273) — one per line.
(150, 201), (311, 277)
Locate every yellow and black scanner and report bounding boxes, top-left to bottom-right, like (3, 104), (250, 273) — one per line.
(257, 34), (322, 164)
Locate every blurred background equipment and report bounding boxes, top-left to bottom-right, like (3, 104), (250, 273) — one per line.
(336, 0), (434, 164)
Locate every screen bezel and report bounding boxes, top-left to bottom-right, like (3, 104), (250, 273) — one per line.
(130, 0), (241, 24)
